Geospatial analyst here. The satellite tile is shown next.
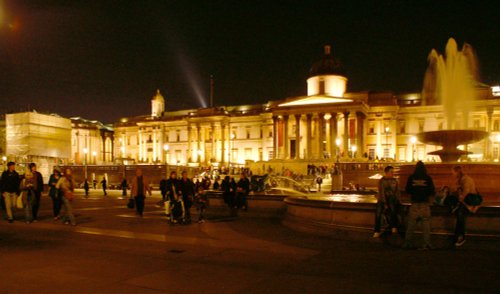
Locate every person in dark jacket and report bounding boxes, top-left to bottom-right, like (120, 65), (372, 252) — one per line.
(159, 177), (168, 202)
(28, 163), (44, 222)
(121, 178), (128, 196)
(236, 173), (250, 211)
(48, 169), (62, 220)
(179, 171), (195, 224)
(403, 161), (435, 250)
(100, 177), (107, 196)
(1, 162), (21, 223)
(83, 179), (90, 197)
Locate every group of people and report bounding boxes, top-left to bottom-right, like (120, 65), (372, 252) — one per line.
(1, 162), (77, 226)
(157, 170), (208, 224)
(220, 173), (250, 216)
(374, 161), (482, 248)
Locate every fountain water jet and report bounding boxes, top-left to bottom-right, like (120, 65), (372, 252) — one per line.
(419, 38), (486, 162)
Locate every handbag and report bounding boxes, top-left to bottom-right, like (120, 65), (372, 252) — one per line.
(64, 190), (75, 201)
(127, 198), (135, 209)
(16, 195), (24, 209)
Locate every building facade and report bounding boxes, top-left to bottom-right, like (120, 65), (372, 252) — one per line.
(113, 46), (500, 167)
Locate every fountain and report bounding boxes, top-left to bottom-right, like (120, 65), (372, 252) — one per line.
(399, 38), (500, 202)
(418, 38), (487, 162)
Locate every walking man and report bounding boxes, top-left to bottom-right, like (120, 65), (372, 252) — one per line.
(29, 163), (44, 222)
(1, 162), (21, 223)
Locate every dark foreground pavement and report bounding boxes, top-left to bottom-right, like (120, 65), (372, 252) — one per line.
(0, 189), (499, 293)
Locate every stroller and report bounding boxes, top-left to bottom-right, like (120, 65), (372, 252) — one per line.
(168, 199), (185, 224)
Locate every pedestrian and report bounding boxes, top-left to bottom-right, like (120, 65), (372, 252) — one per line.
(121, 178), (128, 196)
(56, 168), (76, 226)
(316, 176), (323, 192)
(1, 162), (21, 223)
(373, 165), (401, 237)
(236, 173), (250, 211)
(83, 178), (90, 197)
(159, 177), (168, 202)
(28, 163), (44, 222)
(179, 171), (195, 224)
(195, 185), (208, 223)
(93, 179), (97, 189)
(213, 180), (220, 190)
(130, 168), (151, 217)
(451, 165), (481, 247)
(48, 168), (62, 220)
(20, 170), (36, 224)
(100, 177), (107, 196)
(166, 171), (183, 223)
(403, 161), (435, 250)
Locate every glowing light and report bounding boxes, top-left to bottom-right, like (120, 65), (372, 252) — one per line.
(92, 151), (97, 157)
(352, 145), (357, 152)
(83, 148), (88, 154)
(410, 136), (417, 144)
(335, 138), (341, 146)
(163, 144), (169, 151)
(493, 86), (500, 97)
(279, 95), (352, 107)
(2, 156), (6, 161)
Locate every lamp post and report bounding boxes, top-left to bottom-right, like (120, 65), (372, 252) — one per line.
(410, 136), (417, 162)
(83, 148), (88, 179)
(351, 145), (357, 159)
(335, 138), (341, 161)
(230, 133), (235, 173)
(2, 156), (6, 170)
(92, 151), (97, 165)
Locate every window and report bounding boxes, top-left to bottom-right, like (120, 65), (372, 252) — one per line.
(494, 120), (499, 131)
(269, 131), (273, 138)
(398, 120), (406, 134)
(473, 119), (480, 129)
(438, 122), (444, 130)
(418, 120), (425, 132)
(176, 131), (180, 142)
(368, 122), (375, 135)
(246, 128), (251, 139)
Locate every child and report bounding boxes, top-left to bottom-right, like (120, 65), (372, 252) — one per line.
(195, 186), (208, 223)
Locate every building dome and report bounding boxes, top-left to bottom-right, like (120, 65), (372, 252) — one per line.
(151, 89), (165, 117)
(308, 45), (346, 78)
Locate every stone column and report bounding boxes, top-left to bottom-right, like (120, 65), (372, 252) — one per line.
(330, 112), (338, 158)
(356, 112), (365, 157)
(306, 114), (313, 160)
(486, 107), (493, 159)
(220, 122), (226, 163)
(294, 114), (301, 159)
(283, 115), (289, 159)
(197, 124), (201, 163)
(211, 123), (216, 162)
(318, 113), (324, 158)
(272, 115), (279, 160)
(343, 111), (350, 155)
(187, 124), (192, 162)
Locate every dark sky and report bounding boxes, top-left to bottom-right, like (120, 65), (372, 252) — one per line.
(0, 0), (498, 123)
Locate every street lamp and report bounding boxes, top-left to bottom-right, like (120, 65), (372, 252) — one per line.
(351, 145), (357, 159)
(410, 136), (417, 162)
(83, 148), (88, 179)
(163, 144), (169, 164)
(197, 149), (202, 164)
(230, 133), (235, 171)
(92, 151), (97, 164)
(335, 138), (341, 160)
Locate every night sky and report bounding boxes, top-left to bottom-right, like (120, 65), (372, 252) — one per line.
(0, 0), (498, 123)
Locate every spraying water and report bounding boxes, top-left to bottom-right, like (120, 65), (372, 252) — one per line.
(422, 38), (479, 129)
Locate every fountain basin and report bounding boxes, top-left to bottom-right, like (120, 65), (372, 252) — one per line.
(417, 130), (489, 162)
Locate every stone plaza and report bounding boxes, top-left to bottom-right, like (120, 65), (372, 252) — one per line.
(0, 189), (498, 293)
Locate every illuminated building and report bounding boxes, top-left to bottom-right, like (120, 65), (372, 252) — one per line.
(71, 117), (114, 165)
(4, 112), (72, 175)
(114, 45), (500, 168)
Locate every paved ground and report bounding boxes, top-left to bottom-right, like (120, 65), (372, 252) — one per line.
(0, 189), (499, 293)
